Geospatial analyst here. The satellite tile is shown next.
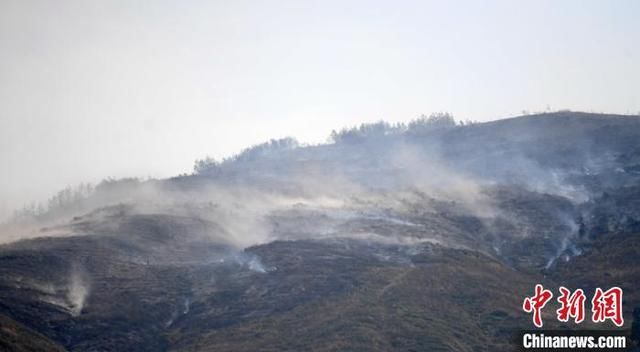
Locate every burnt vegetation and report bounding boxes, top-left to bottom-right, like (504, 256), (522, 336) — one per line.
(1, 111), (640, 351)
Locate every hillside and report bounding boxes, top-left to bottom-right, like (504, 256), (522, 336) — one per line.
(1, 112), (640, 351)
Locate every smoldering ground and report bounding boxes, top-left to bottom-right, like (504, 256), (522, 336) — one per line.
(2, 114), (627, 272)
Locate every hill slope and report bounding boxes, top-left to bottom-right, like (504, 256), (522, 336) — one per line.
(1, 112), (640, 351)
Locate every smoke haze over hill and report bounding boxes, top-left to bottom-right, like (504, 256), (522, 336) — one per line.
(1, 112), (640, 351)
(2, 1), (640, 350)
(2, 0), (639, 221)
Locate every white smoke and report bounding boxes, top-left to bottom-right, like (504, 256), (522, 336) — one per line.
(66, 266), (90, 317)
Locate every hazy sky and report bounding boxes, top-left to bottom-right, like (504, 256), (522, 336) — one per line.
(1, 0), (639, 218)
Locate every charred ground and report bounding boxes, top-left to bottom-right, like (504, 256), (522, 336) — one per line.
(1, 112), (640, 351)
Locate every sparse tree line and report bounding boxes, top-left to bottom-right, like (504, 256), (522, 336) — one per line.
(194, 112), (475, 175)
(12, 183), (93, 221)
(328, 112), (469, 143)
(15, 110), (628, 222)
(196, 110), (635, 176)
(10, 178), (142, 223)
(17, 111), (463, 220)
(193, 137), (299, 175)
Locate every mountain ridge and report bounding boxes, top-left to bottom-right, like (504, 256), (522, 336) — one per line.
(1, 111), (640, 351)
